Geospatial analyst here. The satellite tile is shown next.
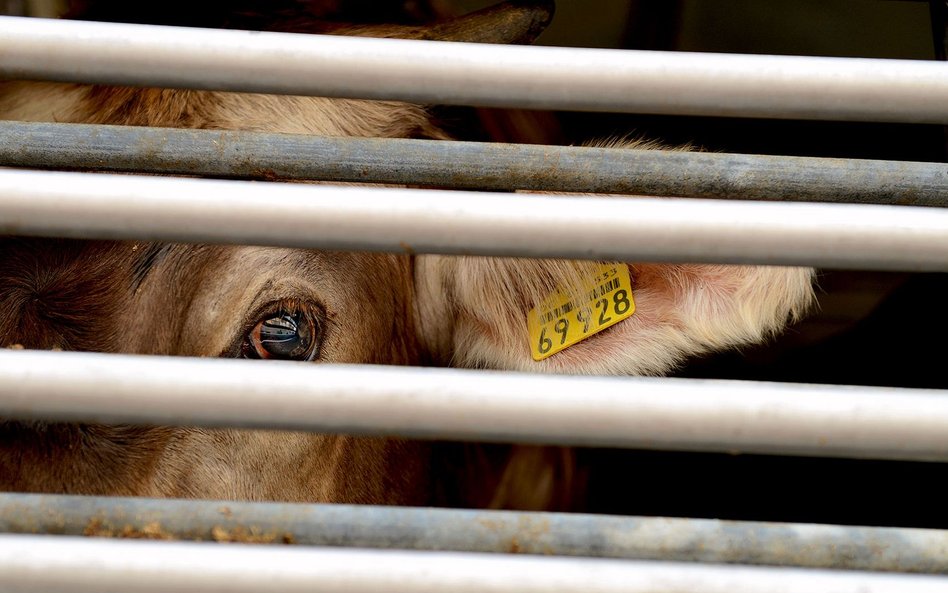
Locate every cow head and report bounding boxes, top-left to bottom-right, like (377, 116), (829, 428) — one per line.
(0, 1), (814, 506)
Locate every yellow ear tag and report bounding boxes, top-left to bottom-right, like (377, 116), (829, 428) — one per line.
(527, 264), (635, 361)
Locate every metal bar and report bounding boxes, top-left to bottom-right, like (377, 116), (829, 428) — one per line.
(2, 493), (948, 573)
(3, 169), (948, 271)
(2, 535), (947, 593)
(3, 121), (947, 206)
(4, 17), (948, 123)
(6, 349), (948, 461)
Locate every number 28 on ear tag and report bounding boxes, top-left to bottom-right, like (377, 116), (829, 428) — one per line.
(527, 264), (635, 361)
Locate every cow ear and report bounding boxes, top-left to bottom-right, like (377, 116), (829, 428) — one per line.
(414, 255), (814, 376)
(342, 1), (555, 46)
(417, 0), (555, 45)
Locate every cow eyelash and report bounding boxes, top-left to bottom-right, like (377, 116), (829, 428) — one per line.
(238, 299), (323, 362)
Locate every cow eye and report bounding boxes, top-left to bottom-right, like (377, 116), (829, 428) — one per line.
(242, 302), (321, 361)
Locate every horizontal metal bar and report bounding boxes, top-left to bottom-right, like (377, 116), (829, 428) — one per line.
(3, 169), (948, 270)
(3, 121), (947, 206)
(3, 17), (948, 123)
(6, 349), (948, 461)
(3, 493), (948, 573)
(2, 535), (947, 593)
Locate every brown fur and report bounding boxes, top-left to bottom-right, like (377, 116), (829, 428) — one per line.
(0, 3), (814, 510)
(0, 239), (430, 504)
(65, 0), (443, 31)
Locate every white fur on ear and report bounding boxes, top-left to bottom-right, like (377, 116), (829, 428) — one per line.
(414, 255), (814, 376)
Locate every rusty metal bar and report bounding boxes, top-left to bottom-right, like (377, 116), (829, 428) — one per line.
(7, 349), (948, 461)
(1, 120), (946, 206)
(3, 535), (948, 593)
(2, 493), (948, 573)
(4, 169), (948, 270)
(4, 16), (948, 123)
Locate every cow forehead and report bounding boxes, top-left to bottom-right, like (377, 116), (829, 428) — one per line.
(0, 238), (134, 351)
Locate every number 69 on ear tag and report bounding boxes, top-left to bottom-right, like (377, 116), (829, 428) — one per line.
(527, 264), (635, 361)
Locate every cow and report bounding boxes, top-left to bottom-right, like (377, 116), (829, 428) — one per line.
(0, 1), (814, 511)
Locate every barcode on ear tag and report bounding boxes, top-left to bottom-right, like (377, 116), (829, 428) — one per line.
(527, 264), (635, 361)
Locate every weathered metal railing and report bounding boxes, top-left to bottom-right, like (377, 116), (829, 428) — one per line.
(4, 493), (948, 573)
(3, 349), (948, 461)
(7, 535), (948, 593)
(2, 16), (948, 122)
(2, 121), (946, 206)
(2, 168), (948, 270)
